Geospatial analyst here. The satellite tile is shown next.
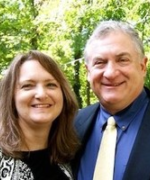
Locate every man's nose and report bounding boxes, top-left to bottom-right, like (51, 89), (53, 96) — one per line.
(103, 62), (120, 78)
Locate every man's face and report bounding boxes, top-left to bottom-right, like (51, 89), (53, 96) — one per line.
(86, 32), (147, 114)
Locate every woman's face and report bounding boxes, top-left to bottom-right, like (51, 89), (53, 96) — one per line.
(15, 60), (63, 131)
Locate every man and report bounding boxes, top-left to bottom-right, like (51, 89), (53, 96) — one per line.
(73, 20), (150, 180)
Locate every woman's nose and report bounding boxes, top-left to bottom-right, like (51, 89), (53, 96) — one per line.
(35, 86), (48, 99)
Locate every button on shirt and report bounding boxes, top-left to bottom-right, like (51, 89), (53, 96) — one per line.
(77, 89), (149, 180)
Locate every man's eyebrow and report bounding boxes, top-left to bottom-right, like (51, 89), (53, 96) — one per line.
(116, 52), (131, 57)
(93, 56), (107, 61)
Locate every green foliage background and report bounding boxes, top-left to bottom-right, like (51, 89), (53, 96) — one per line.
(0, 0), (150, 108)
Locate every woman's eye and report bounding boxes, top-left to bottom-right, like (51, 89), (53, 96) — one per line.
(120, 58), (127, 61)
(21, 84), (33, 90)
(47, 83), (57, 88)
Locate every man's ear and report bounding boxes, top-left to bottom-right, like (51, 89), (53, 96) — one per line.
(85, 64), (90, 82)
(141, 56), (148, 76)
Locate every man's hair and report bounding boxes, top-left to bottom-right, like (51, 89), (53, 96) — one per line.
(84, 20), (145, 63)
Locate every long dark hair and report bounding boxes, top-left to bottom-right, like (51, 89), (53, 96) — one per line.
(0, 50), (80, 163)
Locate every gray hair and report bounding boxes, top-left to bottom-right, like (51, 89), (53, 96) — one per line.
(84, 20), (145, 63)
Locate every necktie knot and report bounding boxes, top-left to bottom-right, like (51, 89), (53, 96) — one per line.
(106, 116), (116, 130)
(108, 116), (116, 125)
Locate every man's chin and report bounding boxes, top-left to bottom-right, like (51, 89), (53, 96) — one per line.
(101, 96), (120, 105)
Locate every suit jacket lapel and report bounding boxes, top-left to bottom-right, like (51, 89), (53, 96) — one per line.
(123, 101), (150, 180)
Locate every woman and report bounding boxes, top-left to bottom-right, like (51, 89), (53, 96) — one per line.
(0, 50), (80, 180)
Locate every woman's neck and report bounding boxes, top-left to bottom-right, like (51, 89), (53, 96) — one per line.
(20, 125), (51, 151)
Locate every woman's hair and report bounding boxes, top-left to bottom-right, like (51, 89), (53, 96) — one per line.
(84, 20), (145, 63)
(0, 50), (80, 163)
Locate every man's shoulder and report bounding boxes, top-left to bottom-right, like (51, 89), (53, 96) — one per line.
(145, 87), (150, 98)
(74, 102), (100, 129)
(74, 102), (100, 141)
(77, 102), (100, 116)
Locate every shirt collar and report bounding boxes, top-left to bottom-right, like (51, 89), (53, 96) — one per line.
(99, 89), (148, 131)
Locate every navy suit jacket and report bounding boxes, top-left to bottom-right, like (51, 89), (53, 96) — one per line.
(72, 88), (150, 180)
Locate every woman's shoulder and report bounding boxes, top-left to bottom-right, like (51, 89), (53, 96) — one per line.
(0, 148), (3, 160)
(59, 163), (74, 180)
(0, 149), (15, 179)
(0, 150), (34, 180)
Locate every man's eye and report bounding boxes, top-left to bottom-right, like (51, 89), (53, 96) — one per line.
(119, 58), (130, 64)
(95, 61), (102, 64)
(94, 60), (107, 66)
